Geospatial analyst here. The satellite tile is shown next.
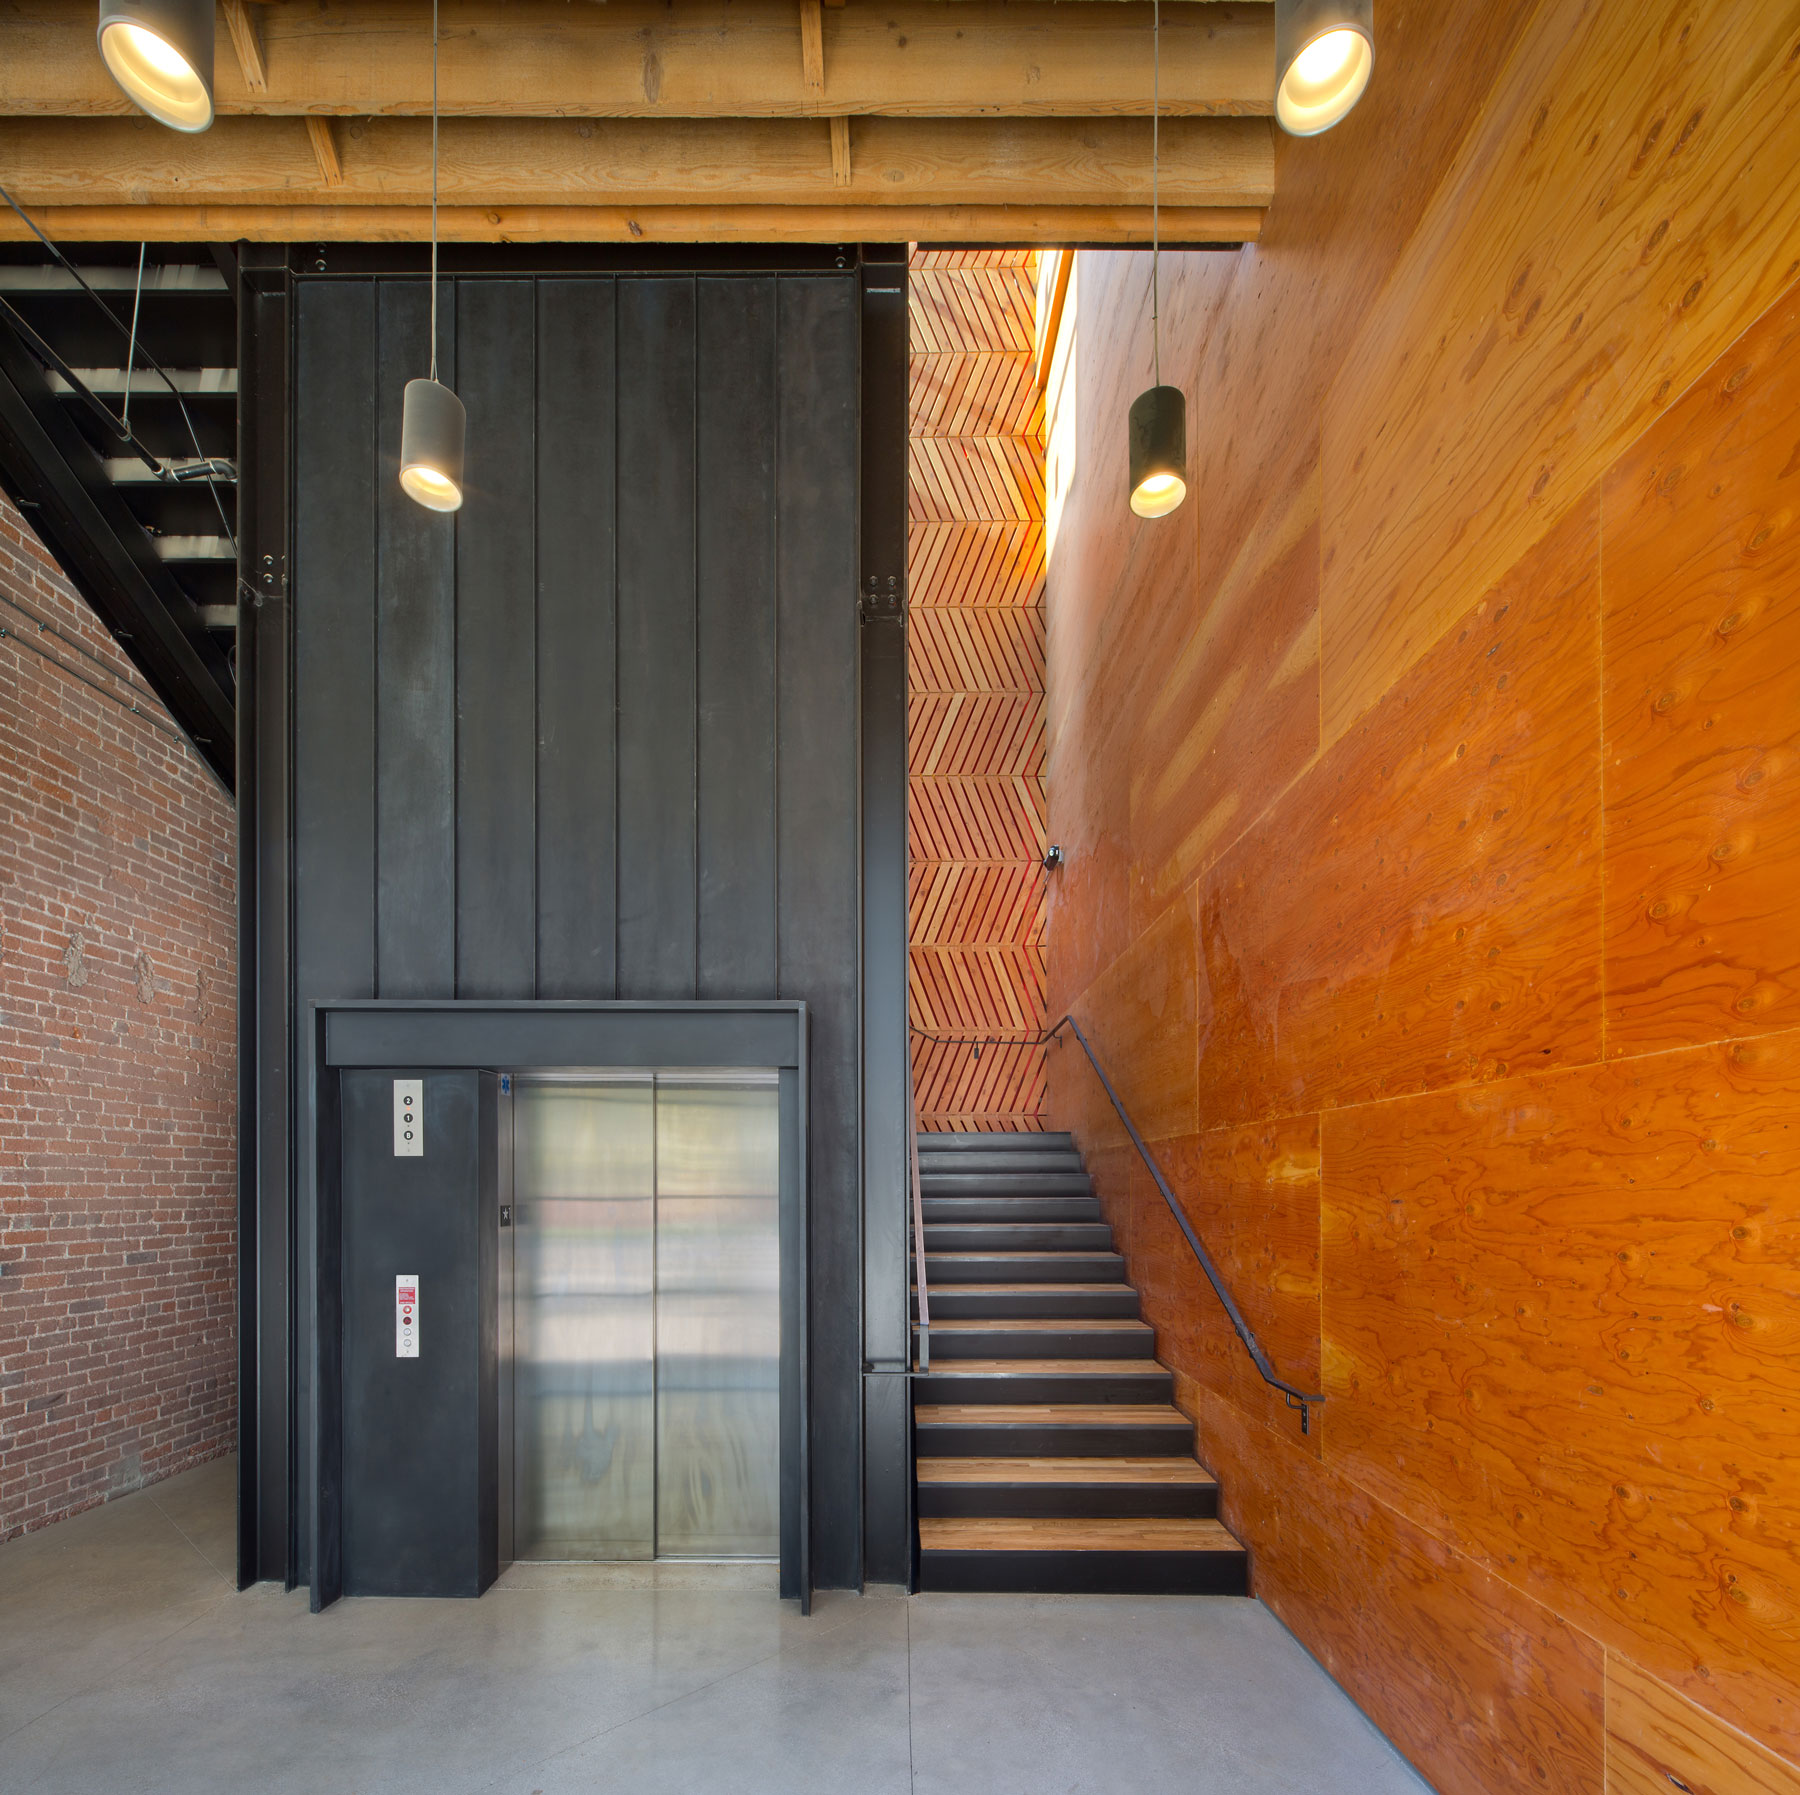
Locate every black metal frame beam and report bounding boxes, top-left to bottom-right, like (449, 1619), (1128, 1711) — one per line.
(858, 242), (913, 1589)
(0, 313), (236, 788)
(236, 247), (293, 1587)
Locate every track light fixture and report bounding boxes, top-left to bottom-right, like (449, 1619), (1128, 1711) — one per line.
(1127, 0), (1187, 520)
(96, 0), (214, 132)
(400, 0), (466, 512)
(1275, 0), (1374, 137)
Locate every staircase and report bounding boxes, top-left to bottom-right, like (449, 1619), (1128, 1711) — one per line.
(913, 1131), (1248, 1594)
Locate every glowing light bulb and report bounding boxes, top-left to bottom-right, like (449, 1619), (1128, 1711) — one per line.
(1275, 15), (1373, 137)
(400, 464), (463, 511)
(97, 14), (213, 132)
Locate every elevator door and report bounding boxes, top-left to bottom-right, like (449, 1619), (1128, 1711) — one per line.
(510, 1073), (779, 1561)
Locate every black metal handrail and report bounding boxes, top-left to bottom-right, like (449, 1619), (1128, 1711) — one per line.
(907, 1051), (930, 1372)
(911, 1016), (1327, 1433)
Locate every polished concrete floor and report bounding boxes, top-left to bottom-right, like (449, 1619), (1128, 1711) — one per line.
(0, 1457), (1431, 1794)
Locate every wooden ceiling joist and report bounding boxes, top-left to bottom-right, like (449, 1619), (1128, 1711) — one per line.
(0, 115), (1272, 211)
(0, 205), (1263, 247)
(0, 0), (1275, 120)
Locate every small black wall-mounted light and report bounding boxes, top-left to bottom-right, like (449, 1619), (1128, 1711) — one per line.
(1127, 0), (1188, 521)
(399, 0), (467, 512)
(1275, 0), (1375, 137)
(1043, 845), (1065, 871)
(96, 0), (214, 132)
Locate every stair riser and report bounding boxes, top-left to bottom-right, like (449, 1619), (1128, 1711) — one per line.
(924, 1225), (1114, 1253)
(916, 1422), (1193, 1457)
(923, 1329), (1153, 1360)
(922, 1173), (1094, 1198)
(926, 1254), (1125, 1283)
(917, 1152), (1087, 1176)
(917, 1484), (1219, 1520)
(918, 1132), (1074, 1151)
(918, 1549), (1248, 1597)
(915, 1371), (1173, 1405)
(922, 1288), (1141, 1320)
(920, 1198), (1102, 1223)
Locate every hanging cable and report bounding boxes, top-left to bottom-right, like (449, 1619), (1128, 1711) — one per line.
(1152, 0), (1160, 387)
(430, 0), (441, 385)
(122, 242), (146, 434)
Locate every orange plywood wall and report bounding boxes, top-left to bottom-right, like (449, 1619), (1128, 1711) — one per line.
(1043, 2), (1800, 1792)
(908, 248), (1048, 1131)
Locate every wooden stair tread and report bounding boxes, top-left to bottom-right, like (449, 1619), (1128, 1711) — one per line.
(919, 1516), (1240, 1553)
(915, 1403), (1188, 1425)
(917, 1283), (1130, 1294)
(917, 1456), (1215, 1486)
(916, 1359), (1167, 1375)
(926, 1317), (1148, 1331)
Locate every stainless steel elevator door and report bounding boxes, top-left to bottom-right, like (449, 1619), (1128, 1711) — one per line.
(513, 1078), (656, 1560)
(655, 1076), (780, 1558)
(510, 1073), (779, 1562)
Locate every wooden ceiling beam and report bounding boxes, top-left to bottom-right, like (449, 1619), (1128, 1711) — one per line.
(0, 115), (1274, 210)
(0, 0), (1275, 119)
(0, 203), (1263, 246)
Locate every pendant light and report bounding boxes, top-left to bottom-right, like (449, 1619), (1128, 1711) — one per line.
(1128, 0), (1186, 520)
(96, 0), (213, 132)
(1275, 0), (1374, 137)
(400, 0), (466, 512)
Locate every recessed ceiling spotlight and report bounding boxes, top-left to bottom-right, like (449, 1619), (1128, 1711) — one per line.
(1275, 0), (1375, 137)
(96, 0), (214, 133)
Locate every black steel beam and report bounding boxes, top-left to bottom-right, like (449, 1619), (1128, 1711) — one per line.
(0, 314), (235, 787)
(858, 242), (913, 1589)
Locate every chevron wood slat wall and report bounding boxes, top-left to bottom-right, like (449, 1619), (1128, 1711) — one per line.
(908, 248), (1048, 1132)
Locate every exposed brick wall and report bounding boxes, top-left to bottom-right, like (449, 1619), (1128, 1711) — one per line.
(0, 489), (236, 1541)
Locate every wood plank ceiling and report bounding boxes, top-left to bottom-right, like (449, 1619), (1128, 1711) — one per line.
(0, 0), (1277, 243)
(908, 247), (1048, 1131)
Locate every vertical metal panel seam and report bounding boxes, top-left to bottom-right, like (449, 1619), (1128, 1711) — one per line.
(611, 282), (621, 996)
(691, 277), (701, 997)
(530, 279), (541, 1001)
(370, 280), (383, 998)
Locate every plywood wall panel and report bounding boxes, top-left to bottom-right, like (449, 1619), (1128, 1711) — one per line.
(1606, 1652), (1800, 1795)
(1127, 437), (1320, 934)
(1320, 0), (1800, 744)
(1195, 1383), (1607, 1795)
(1191, 500), (1605, 1127)
(1150, 1120), (1321, 1451)
(1041, 0), (1800, 1780)
(1323, 1032), (1800, 1755)
(1603, 284), (1800, 1057)
(1070, 889), (1198, 1144)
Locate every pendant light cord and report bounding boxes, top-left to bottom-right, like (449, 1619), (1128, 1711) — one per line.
(1151, 0), (1161, 387)
(430, 0), (440, 383)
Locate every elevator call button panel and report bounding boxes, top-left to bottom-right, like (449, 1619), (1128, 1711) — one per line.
(396, 1275), (419, 1357)
(393, 1079), (422, 1156)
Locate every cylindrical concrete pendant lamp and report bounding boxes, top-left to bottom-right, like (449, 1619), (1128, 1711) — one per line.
(1275, 0), (1374, 137)
(1128, 385), (1188, 519)
(1126, 0), (1188, 521)
(400, 0), (467, 513)
(400, 378), (467, 512)
(96, 0), (214, 132)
